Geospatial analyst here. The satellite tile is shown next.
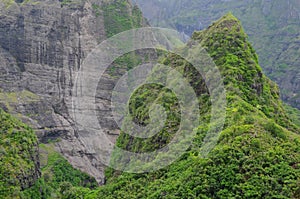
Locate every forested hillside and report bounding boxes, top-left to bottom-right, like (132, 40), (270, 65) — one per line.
(0, 109), (40, 198)
(134, 0), (300, 110)
(87, 13), (300, 199)
(20, 12), (299, 199)
(0, 1), (300, 198)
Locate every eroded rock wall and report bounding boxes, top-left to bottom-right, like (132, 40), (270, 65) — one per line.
(0, 0), (146, 184)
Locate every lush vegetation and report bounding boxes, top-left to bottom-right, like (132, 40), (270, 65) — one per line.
(135, 0), (300, 110)
(284, 104), (300, 127)
(27, 13), (300, 198)
(1, 9), (300, 198)
(91, 13), (300, 198)
(102, 0), (145, 38)
(0, 108), (39, 198)
(0, 108), (98, 198)
(21, 143), (98, 198)
(100, 0), (148, 79)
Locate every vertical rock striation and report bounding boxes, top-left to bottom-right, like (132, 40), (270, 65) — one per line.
(0, 0), (146, 184)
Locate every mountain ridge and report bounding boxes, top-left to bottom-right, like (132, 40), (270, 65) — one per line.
(134, 0), (300, 110)
(89, 13), (300, 198)
(0, 2), (300, 198)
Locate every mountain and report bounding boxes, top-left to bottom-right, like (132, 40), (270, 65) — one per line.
(0, 0), (146, 184)
(16, 12), (297, 199)
(86, 13), (299, 198)
(1, 0), (300, 198)
(134, 0), (300, 110)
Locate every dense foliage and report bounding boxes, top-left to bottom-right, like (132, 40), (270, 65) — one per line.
(1, 8), (300, 198)
(0, 108), (98, 198)
(90, 13), (300, 198)
(0, 109), (39, 198)
(101, 0), (145, 38)
(284, 104), (300, 127)
(21, 144), (98, 198)
(134, 0), (300, 110)
(21, 13), (299, 199)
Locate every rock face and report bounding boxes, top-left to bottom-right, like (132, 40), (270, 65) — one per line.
(134, 0), (300, 110)
(0, 0), (146, 184)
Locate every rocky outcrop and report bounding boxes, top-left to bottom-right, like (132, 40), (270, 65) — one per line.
(0, 0), (146, 184)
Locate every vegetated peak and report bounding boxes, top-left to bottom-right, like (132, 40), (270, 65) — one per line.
(208, 12), (241, 31)
(192, 12), (245, 39)
(191, 12), (259, 77)
(95, 14), (300, 199)
(190, 13), (299, 132)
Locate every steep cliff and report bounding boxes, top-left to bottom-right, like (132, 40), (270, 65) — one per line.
(134, 0), (300, 110)
(0, 0), (147, 184)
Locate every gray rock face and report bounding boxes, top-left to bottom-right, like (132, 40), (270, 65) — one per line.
(0, 0), (146, 184)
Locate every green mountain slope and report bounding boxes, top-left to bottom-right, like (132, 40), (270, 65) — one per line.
(85, 13), (300, 198)
(134, 0), (300, 110)
(1, 4), (300, 198)
(0, 108), (98, 199)
(0, 109), (40, 198)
